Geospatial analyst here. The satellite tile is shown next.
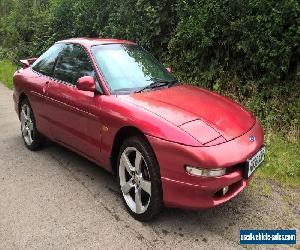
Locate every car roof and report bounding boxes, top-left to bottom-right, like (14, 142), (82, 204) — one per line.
(56, 37), (136, 47)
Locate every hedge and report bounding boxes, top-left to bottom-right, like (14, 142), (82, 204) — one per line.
(0, 0), (299, 131)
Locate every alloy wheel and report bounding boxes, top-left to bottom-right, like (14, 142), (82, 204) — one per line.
(119, 147), (152, 214)
(20, 104), (34, 146)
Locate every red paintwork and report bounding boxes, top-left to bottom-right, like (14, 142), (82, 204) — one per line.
(13, 38), (264, 209)
(77, 76), (96, 92)
(124, 85), (255, 141)
(147, 121), (263, 208)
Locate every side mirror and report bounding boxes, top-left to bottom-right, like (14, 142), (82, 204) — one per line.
(166, 67), (172, 73)
(77, 76), (96, 92)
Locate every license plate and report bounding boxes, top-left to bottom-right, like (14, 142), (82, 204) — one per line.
(245, 146), (265, 178)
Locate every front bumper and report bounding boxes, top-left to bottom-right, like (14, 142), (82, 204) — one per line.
(146, 121), (264, 209)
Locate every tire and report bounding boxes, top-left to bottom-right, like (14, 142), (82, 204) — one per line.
(20, 98), (45, 151)
(117, 136), (163, 221)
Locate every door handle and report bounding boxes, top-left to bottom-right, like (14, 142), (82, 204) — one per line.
(43, 81), (49, 93)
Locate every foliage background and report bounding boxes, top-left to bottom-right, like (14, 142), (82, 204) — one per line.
(0, 0), (299, 185)
(0, 0), (299, 135)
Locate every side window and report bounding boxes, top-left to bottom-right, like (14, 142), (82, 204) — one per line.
(53, 44), (95, 85)
(32, 44), (64, 76)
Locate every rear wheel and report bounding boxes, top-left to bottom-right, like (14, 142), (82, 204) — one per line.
(117, 136), (163, 221)
(20, 99), (45, 150)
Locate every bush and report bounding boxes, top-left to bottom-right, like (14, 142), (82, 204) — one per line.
(0, 0), (299, 134)
(168, 0), (300, 86)
(1, 0), (299, 82)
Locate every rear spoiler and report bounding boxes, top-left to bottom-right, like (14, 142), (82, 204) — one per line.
(20, 57), (37, 68)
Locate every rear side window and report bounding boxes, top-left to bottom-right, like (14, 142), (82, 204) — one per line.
(53, 44), (95, 85)
(32, 44), (64, 76)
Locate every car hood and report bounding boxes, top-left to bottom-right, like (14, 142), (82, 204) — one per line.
(122, 85), (256, 143)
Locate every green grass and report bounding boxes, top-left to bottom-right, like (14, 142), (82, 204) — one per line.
(256, 133), (300, 188)
(0, 60), (17, 89)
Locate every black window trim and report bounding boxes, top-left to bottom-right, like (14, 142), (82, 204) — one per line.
(32, 42), (104, 94)
(31, 43), (65, 79)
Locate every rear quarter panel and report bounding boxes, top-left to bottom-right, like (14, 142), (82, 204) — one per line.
(13, 67), (50, 137)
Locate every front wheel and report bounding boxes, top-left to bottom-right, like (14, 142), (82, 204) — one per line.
(117, 136), (163, 221)
(20, 99), (45, 150)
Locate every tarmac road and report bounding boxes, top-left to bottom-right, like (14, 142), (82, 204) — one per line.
(0, 83), (299, 249)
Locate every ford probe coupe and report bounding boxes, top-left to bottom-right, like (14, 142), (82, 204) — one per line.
(13, 38), (265, 221)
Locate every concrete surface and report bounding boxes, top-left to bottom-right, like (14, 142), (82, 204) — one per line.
(0, 83), (299, 249)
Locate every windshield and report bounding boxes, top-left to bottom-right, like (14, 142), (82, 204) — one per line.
(91, 44), (177, 93)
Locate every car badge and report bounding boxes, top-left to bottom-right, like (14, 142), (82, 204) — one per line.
(249, 135), (255, 142)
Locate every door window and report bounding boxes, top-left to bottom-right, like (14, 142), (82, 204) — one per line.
(53, 44), (95, 85)
(32, 43), (64, 76)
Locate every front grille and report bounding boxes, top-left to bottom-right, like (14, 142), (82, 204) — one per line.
(226, 162), (246, 174)
(214, 180), (243, 197)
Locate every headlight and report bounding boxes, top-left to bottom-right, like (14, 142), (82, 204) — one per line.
(185, 165), (226, 177)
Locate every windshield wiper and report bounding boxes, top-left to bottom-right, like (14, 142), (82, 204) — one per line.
(135, 79), (179, 93)
(167, 79), (179, 87)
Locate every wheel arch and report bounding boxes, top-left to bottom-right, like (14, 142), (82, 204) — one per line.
(110, 126), (155, 175)
(18, 92), (28, 118)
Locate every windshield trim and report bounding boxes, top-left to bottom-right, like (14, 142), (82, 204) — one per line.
(91, 43), (177, 95)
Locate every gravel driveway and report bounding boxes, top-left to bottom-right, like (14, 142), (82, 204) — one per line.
(0, 83), (299, 249)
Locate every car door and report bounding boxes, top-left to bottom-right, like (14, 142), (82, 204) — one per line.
(29, 43), (65, 137)
(43, 43), (102, 163)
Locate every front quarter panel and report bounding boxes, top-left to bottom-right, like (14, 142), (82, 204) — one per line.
(96, 95), (201, 169)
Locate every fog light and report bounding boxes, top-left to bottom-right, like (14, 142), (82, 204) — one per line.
(222, 186), (229, 195)
(185, 165), (226, 177)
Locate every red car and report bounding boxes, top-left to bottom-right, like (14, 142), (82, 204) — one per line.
(13, 38), (265, 221)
